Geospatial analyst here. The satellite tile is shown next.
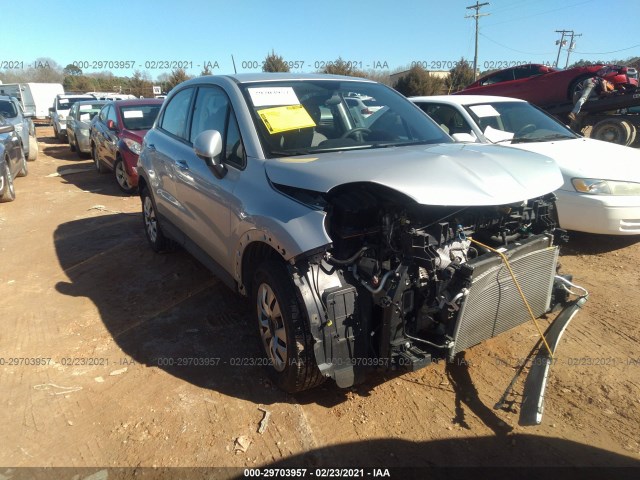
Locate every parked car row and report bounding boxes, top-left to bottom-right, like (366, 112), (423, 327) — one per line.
(63, 97), (164, 193)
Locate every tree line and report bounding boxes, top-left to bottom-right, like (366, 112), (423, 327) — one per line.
(1, 53), (638, 98)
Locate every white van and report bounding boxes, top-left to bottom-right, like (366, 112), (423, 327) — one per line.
(0, 83), (64, 119)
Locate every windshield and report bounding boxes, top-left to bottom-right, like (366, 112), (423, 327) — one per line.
(241, 80), (451, 157)
(120, 104), (161, 130)
(0, 100), (18, 118)
(56, 97), (94, 111)
(464, 101), (577, 143)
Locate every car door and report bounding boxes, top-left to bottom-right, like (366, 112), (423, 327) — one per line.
(145, 86), (196, 241)
(173, 84), (244, 268)
(92, 105), (110, 159)
(67, 104), (78, 145)
(101, 105), (120, 168)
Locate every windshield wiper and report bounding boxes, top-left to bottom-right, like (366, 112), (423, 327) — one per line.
(532, 134), (574, 142)
(269, 149), (312, 157)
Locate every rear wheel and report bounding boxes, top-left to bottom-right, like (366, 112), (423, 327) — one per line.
(0, 161), (16, 202)
(69, 134), (76, 152)
(253, 260), (325, 393)
(141, 186), (174, 252)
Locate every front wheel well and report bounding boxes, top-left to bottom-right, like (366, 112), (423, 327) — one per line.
(240, 241), (285, 295)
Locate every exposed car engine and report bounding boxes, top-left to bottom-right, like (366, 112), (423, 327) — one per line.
(298, 183), (569, 382)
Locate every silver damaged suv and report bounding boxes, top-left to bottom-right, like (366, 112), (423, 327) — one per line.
(138, 74), (586, 424)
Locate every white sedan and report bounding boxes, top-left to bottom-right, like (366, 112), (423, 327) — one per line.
(410, 95), (640, 235)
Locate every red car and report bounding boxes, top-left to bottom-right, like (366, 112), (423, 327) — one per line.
(90, 99), (163, 193)
(456, 63), (638, 107)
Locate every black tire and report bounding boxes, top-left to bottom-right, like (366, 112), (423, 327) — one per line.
(17, 147), (28, 178)
(92, 144), (108, 173)
(27, 135), (38, 161)
(591, 119), (633, 145)
(0, 161), (16, 202)
(141, 186), (175, 253)
(253, 260), (325, 393)
(114, 157), (137, 194)
(69, 135), (76, 152)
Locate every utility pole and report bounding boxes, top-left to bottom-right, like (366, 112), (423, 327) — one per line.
(565, 32), (582, 68)
(466, 1), (490, 80)
(554, 30), (571, 68)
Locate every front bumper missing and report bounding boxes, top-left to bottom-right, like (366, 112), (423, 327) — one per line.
(518, 296), (587, 425)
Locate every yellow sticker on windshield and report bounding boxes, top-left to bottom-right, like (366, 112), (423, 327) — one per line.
(258, 105), (316, 134)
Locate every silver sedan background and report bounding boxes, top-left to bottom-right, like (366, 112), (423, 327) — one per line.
(66, 100), (109, 156)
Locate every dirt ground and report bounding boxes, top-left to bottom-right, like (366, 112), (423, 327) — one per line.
(1, 127), (639, 476)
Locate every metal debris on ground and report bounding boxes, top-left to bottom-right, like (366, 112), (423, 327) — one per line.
(258, 407), (271, 434)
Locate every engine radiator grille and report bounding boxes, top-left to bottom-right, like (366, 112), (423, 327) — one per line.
(449, 236), (558, 359)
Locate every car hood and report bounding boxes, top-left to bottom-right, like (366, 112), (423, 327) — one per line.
(507, 137), (640, 186)
(264, 143), (563, 206)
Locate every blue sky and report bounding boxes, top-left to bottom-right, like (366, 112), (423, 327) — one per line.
(2, 0), (639, 79)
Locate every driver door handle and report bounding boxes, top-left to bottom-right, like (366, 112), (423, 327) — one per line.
(176, 160), (189, 170)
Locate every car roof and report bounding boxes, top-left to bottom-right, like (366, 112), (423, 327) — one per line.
(111, 98), (164, 107)
(73, 100), (109, 105)
(194, 72), (377, 85)
(410, 95), (527, 105)
(57, 94), (95, 98)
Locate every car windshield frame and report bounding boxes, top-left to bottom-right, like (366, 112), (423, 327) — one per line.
(462, 100), (578, 143)
(119, 104), (162, 131)
(239, 79), (452, 158)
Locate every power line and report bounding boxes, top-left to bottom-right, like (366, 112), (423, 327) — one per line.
(573, 45), (640, 55)
(466, 1), (490, 80)
(479, 33), (554, 56)
(483, 0), (593, 28)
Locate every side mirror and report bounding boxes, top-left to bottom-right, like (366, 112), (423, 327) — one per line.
(107, 119), (118, 131)
(0, 123), (15, 134)
(194, 130), (226, 178)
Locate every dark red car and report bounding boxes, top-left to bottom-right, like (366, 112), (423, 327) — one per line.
(456, 63), (638, 107)
(90, 99), (163, 193)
